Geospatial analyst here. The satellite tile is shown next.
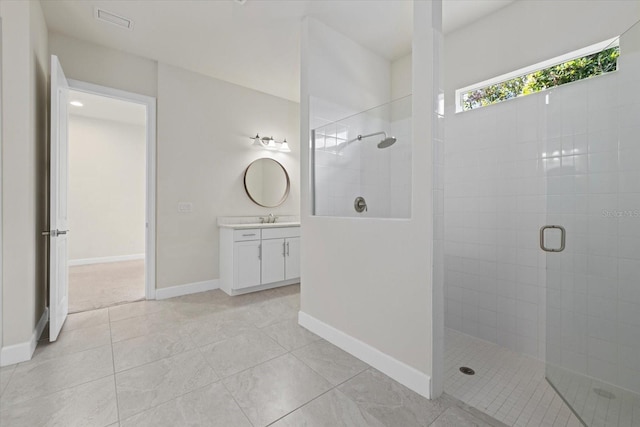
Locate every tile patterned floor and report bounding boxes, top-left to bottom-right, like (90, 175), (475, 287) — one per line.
(1, 285), (505, 427)
(445, 328), (584, 427)
(69, 260), (145, 313)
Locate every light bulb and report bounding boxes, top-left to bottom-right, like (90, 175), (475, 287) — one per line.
(279, 139), (291, 152)
(251, 133), (263, 146)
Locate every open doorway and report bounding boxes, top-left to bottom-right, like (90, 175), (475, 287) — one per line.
(65, 84), (155, 313)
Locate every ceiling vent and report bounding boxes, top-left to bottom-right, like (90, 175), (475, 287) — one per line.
(94, 8), (134, 30)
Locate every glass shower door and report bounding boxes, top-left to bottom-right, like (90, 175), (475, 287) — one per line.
(544, 20), (640, 427)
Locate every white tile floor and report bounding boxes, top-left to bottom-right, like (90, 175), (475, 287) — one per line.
(445, 328), (583, 427)
(7, 286), (636, 426)
(1, 286), (507, 427)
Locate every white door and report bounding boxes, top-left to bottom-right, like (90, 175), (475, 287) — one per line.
(261, 238), (285, 284)
(234, 240), (262, 290)
(285, 237), (300, 280)
(49, 55), (70, 341)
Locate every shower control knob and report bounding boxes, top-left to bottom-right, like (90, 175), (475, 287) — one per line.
(354, 196), (367, 213)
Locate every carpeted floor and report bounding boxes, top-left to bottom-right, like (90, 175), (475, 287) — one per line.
(68, 260), (145, 313)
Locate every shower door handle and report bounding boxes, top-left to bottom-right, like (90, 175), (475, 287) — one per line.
(540, 225), (566, 252)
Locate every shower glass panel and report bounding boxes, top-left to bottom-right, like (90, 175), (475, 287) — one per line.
(312, 95), (412, 218)
(544, 20), (640, 426)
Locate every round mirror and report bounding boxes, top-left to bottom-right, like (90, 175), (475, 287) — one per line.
(244, 158), (290, 207)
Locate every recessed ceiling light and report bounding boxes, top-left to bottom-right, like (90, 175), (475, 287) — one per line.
(70, 101), (83, 107)
(94, 8), (134, 30)
(234, 0), (247, 5)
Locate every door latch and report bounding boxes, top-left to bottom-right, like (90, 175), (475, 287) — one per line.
(42, 230), (68, 237)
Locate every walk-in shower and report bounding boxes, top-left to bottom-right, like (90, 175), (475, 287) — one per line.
(444, 18), (640, 427)
(311, 95), (411, 219)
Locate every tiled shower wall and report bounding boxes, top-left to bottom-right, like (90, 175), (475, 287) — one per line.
(313, 96), (412, 218)
(445, 34), (640, 390)
(444, 93), (548, 360)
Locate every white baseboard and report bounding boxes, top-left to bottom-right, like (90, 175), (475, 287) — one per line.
(222, 279), (300, 296)
(298, 311), (431, 399)
(155, 279), (220, 300)
(0, 308), (49, 367)
(69, 253), (145, 266)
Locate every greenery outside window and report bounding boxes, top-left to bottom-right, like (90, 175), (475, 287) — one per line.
(456, 38), (620, 112)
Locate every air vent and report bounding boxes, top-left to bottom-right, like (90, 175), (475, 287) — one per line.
(94, 8), (134, 30)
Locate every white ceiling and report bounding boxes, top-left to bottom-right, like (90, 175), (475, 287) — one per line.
(42, 0), (515, 102)
(69, 90), (146, 126)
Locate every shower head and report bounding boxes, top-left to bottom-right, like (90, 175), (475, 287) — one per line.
(377, 136), (396, 149)
(345, 131), (396, 150)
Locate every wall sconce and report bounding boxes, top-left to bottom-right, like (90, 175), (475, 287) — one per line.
(250, 133), (291, 152)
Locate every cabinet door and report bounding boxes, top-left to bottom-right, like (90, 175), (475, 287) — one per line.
(234, 240), (262, 290)
(261, 238), (285, 284)
(285, 237), (301, 280)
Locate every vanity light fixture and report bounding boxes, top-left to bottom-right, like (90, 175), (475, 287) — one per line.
(70, 101), (83, 107)
(250, 133), (291, 152)
(279, 139), (291, 152)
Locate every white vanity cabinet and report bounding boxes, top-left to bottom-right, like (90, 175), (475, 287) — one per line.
(261, 227), (300, 285)
(261, 238), (286, 284)
(219, 224), (300, 295)
(234, 239), (262, 289)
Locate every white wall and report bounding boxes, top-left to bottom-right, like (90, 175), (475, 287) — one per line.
(49, 32), (157, 98)
(0, 0), (48, 354)
(300, 4), (441, 397)
(157, 63), (299, 289)
(68, 115), (146, 262)
(391, 53), (412, 100)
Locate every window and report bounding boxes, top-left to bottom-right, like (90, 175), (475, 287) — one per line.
(456, 38), (620, 112)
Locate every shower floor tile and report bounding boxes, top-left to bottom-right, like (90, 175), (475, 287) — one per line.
(445, 328), (583, 427)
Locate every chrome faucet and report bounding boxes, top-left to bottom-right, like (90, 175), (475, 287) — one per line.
(259, 214), (278, 224)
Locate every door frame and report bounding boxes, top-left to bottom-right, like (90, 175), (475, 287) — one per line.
(0, 18), (4, 356)
(67, 79), (157, 300)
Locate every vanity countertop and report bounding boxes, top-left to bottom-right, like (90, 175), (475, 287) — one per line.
(218, 222), (300, 230)
(217, 215), (300, 229)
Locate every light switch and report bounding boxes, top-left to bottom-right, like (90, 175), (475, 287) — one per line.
(178, 202), (193, 213)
